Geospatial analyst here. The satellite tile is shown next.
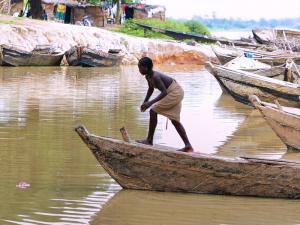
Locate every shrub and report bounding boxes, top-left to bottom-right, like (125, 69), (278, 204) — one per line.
(113, 18), (211, 40)
(184, 20), (211, 36)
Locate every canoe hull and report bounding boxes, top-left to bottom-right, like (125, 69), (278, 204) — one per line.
(206, 63), (300, 107)
(75, 125), (300, 199)
(253, 28), (300, 51)
(65, 46), (124, 67)
(1, 46), (64, 66)
(250, 95), (300, 151)
(212, 45), (300, 66)
(65, 46), (81, 66)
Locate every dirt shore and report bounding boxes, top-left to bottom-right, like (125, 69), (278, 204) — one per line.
(0, 14), (217, 65)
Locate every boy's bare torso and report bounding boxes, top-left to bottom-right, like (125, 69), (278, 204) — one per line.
(146, 71), (173, 89)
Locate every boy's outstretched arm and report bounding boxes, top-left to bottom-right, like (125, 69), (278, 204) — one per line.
(141, 77), (167, 112)
(141, 81), (154, 112)
(143, 85), (154, 103)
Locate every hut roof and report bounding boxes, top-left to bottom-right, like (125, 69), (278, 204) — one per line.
(42, 0), (100, 7)
(42, 0), (79, 6)
(127, 4), (165, 11)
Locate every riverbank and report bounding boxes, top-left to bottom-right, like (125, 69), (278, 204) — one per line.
(0, 14), (217, 65)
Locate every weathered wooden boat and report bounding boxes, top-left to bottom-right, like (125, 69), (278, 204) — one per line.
(65, 46), (124, 67)
(205, 62), (300, 107)
(65, 46), (81, 66)
(1, 45), (64, 66)
(252, 28), (300, 51)
(136, 23), (261, 48)
(75, 124), (300, 199)
(225, 56), (282, 78)
(212, 45), (300, 66)
(249, 95), (300, 151)
(224, 56), (300, 79)
(211, 45), (243, 65)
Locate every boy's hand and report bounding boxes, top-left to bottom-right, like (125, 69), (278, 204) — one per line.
(141, 101), (152, 112)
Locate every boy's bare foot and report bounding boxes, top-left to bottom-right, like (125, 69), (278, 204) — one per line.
(136, 139), (153, 145)
(177, 146), (194, 153)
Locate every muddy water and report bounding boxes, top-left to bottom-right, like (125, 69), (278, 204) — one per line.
(1, 65), (300, 225)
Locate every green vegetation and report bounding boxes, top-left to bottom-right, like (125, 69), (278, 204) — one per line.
(183, 20), (210, 35)
(113, 18), (211, 39)
(0, 19), (19, 25)
(85, 0), (101, 5)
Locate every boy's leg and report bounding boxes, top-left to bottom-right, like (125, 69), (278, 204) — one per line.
(137, 109), (157, 145)
(171, 120), (193, 152)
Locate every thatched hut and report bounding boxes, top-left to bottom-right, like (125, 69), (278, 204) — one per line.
(42, 0), (106, 27)
(0, 0), (23, 15)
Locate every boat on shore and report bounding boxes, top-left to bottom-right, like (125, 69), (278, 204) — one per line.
(135, 23), (261, 48)
(249, 95), (300, 151)
(252, 28), (300, 51)
(224, 56), (300, 79)
(65, 46), (124, 67)
(75, 124), (300, 199)
(205, 62), (300, 107)
(212, 45), (300, 66)
(1, 44), (64, 66)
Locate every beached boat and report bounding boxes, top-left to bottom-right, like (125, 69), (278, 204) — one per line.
(252, 28), (300, 51)
(135, 23), (261, 48)
(224, 56), (300, 79)
(211, 45), (242, 65)
(205, 62), (300, 107)
(249, 95), (300, 151)
(1, 45), (64, 66)
(65, 46), (124, 67)
(75, 124), (300, 199)
(212, 45), (300, 66)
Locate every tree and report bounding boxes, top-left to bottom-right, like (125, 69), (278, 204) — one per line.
(184, 20), (210, 36)
(115, 0), (121, 24)
(29, 0), (43, 19)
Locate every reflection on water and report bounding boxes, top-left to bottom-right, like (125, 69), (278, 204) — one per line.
(216, 109), (287, 159)
(1, 65), (300, 224)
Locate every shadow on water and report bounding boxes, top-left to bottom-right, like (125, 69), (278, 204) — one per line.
(212, 92), (299, 159)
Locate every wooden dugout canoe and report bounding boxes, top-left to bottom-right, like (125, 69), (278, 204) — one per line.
(1, 45), (64, 66)
(65, 46), (124, 67)
(205, 62), (300, 107)
(75, 125), (300, 199)
(135, 23), (261, 48)
(223, 56), (296, 79)
(211, 45), (300, 66)
(252, 28), (300, 51)
(249, 95), (300, 151)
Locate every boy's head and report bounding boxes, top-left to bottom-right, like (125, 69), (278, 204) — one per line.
(138, 57), (153, 75)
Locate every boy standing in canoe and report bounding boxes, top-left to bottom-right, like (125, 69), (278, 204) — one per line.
(137, 57), (193, 152)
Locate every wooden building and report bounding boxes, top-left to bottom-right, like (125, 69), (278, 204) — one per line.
(42, 0), (106, 27)
(125, 4), (165, 21)
(1, 0), (23, 15)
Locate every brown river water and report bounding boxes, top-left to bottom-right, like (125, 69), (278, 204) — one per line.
(1, 65), (300, 225)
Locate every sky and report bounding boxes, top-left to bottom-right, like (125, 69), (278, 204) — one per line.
(146, 0), (300, 20)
